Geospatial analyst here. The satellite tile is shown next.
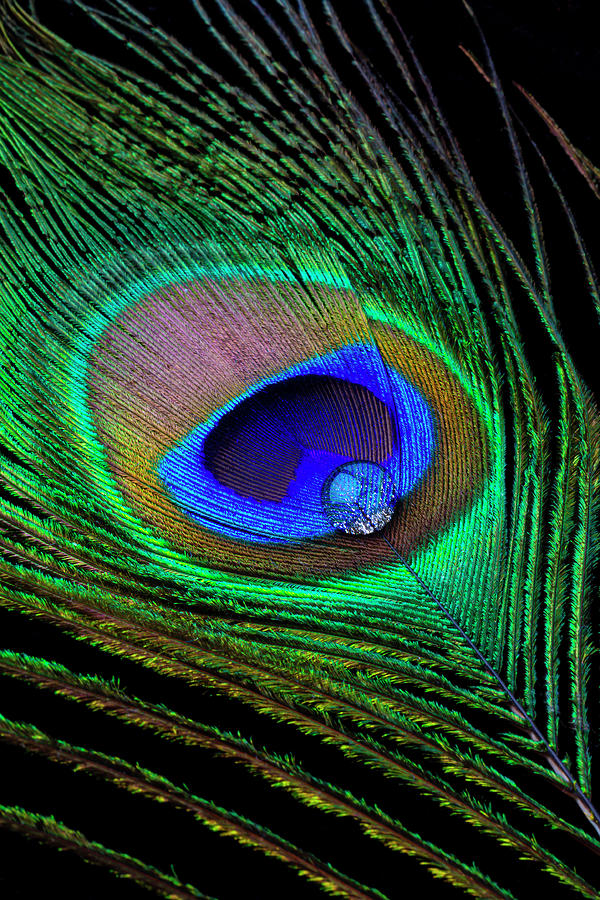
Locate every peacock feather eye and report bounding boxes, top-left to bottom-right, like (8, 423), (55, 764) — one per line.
(86, 259), (489, 576)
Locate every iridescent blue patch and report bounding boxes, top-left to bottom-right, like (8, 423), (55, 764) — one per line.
(157, 344), (434, 542)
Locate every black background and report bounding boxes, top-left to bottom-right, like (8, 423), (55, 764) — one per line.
(1, 1), (599, 898)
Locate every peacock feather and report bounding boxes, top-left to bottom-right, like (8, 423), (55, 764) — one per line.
(0, 1), (599, 897)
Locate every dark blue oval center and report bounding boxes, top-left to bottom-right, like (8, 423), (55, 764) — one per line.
(203, 375), (395, 503)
